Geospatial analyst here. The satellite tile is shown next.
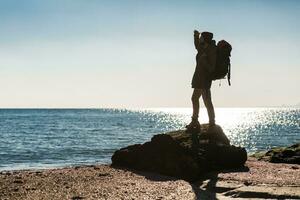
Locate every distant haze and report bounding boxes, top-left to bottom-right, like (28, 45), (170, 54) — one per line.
(0, 1), (299, 108)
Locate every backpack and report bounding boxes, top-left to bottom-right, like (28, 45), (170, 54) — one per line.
(211, 40), (232, 85)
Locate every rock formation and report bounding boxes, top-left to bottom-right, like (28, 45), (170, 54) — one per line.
(252, 143), (300, 164)
(111, 124), (247, 181)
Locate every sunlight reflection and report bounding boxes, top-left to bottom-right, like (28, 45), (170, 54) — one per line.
(139, 107), (299, 152)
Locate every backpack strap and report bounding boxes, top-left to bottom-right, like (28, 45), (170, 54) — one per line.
(227, 63), (231, 86)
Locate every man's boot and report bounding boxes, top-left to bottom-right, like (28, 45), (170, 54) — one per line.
(209, 119), (215, 127)
(185, 117), (200, 133)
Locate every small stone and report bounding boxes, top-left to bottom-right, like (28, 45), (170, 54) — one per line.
(98, 173), (109, 177)
(291, 166), (299, 169)
(13, 180), (23, 184)
(71, 196), (84, 200)
(4, 172), (12, 176)
(244, 181), (251, 186)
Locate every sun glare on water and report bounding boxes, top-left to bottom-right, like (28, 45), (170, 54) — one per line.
(144, 107), (256, 132)
(135, 107), (299, 152)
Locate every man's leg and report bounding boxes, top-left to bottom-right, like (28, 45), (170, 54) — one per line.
(191, 88), (202, 121)
(202, 89), (215, 125)
(186, 88), (202, 130)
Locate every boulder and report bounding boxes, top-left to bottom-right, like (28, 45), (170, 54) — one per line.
(111, 124), (247, 181)
(252, 143), (300, 164)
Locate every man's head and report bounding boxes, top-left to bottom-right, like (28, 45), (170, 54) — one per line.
(200, 32), (213, 44)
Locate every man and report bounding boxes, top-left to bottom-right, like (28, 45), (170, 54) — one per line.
(186, 30), (217, 132)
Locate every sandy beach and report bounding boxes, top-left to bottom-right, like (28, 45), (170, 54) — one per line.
(0, 157), (299, 200)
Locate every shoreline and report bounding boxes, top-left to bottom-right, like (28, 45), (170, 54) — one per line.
(0, 149), (294, 173)
(0, 153), (266, 173)
(0, 149), (262, 173)
(1, 157), (299, 200)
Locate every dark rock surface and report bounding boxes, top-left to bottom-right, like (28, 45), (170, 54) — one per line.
(252, 143), (300, 164)
(111, 124), (247, 181)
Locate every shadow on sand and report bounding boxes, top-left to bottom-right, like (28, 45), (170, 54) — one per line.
(111, 165), (249, 200)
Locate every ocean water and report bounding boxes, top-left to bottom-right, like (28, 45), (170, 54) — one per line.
(0, 108), (299, 171)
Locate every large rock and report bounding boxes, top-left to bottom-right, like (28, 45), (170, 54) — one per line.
(252, 143), (300, 164)
(111, 124), (247, 181)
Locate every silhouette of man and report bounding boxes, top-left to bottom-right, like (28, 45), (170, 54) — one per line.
(186, 30), (217, 131)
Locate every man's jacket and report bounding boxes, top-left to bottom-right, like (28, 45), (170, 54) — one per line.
(194, 34), (217, 75)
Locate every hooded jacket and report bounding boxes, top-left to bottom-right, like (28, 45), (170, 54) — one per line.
(191, 33), (217, 89)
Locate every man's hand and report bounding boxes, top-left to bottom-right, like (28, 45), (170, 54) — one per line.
(194, 30), (201, 50)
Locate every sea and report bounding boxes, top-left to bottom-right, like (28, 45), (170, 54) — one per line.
(0, 108), (299, 171)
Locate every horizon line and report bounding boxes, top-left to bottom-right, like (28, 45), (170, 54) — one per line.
(0, 106), (298, 109)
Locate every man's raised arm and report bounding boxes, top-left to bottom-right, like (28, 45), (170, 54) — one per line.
(194, 30), (200, 50)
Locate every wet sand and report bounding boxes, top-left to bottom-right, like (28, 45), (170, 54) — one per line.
(0, 157), (299, 200)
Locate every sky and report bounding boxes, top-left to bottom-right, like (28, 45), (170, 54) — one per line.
(0, 0), (299, 108)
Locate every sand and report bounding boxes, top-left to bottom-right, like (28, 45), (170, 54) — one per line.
(0, 157), (299, 200)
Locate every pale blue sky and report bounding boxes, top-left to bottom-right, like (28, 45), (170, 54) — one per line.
(0, 0), (299, 108)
